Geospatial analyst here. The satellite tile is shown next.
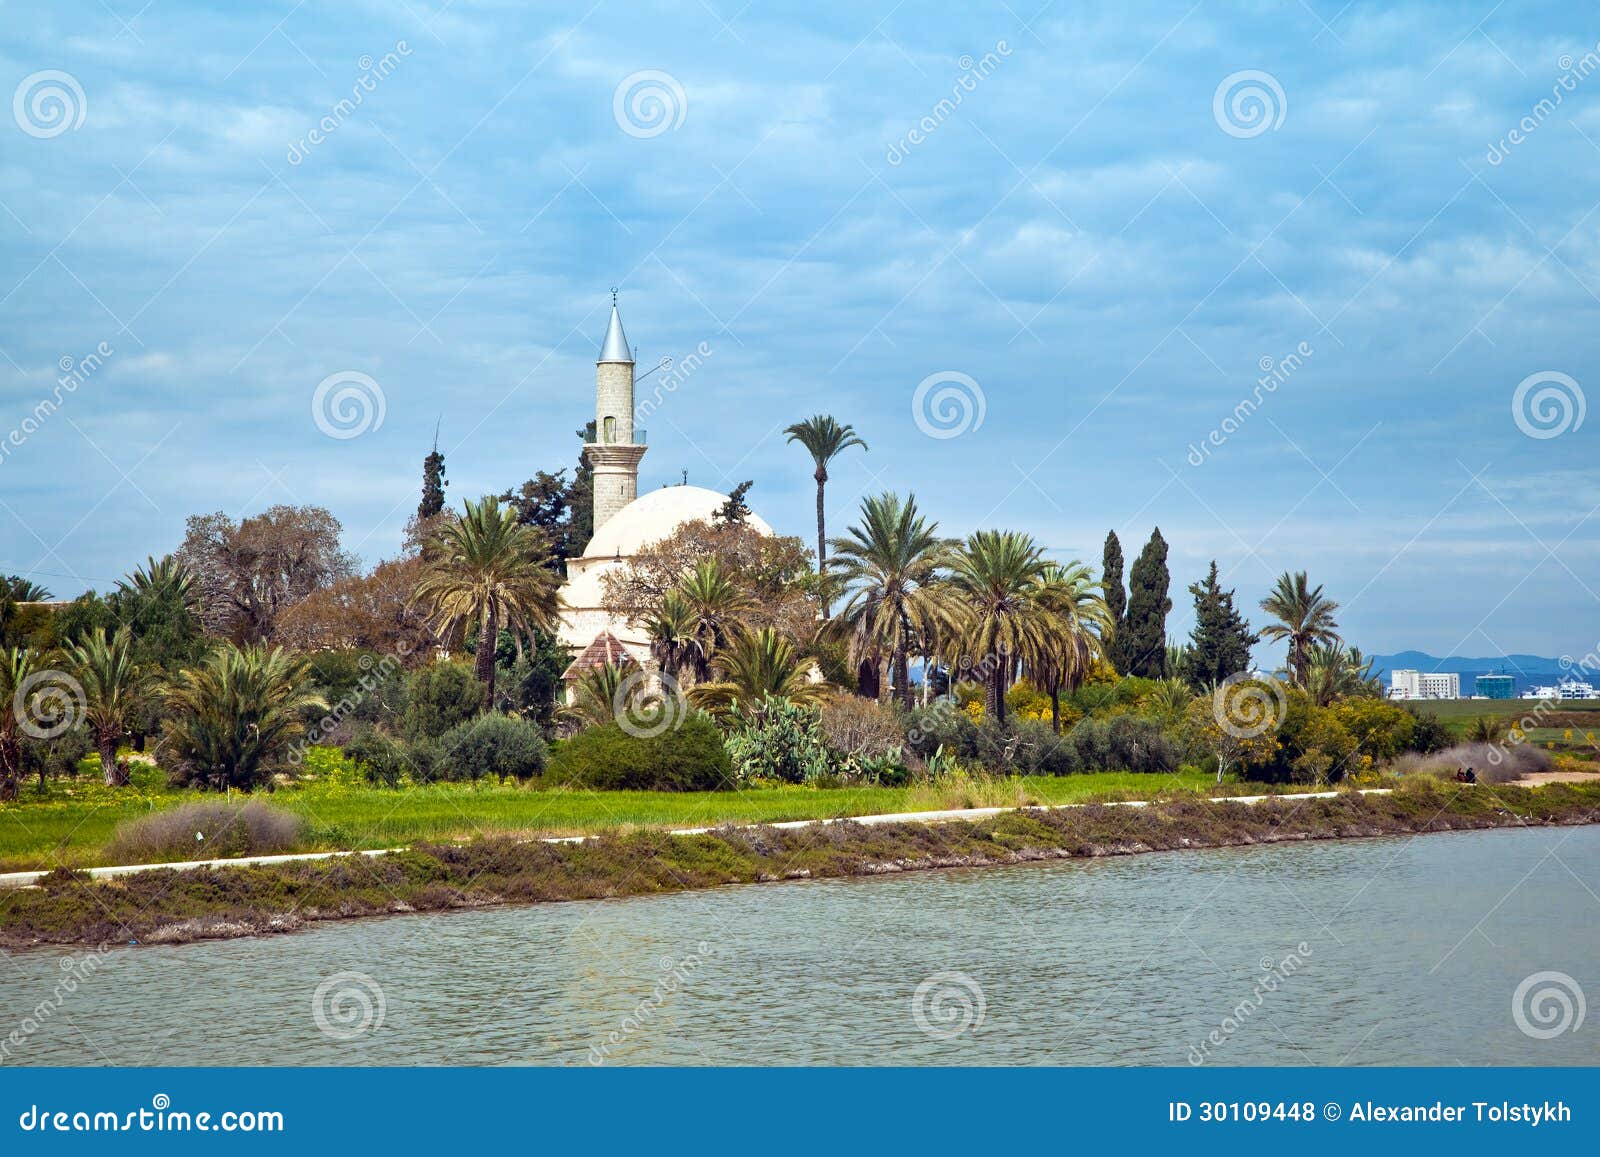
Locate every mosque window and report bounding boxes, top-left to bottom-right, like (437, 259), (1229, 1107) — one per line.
(603, 415), (616, 442)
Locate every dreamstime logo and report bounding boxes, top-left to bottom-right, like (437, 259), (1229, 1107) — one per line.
(286, 41), (412, 165)
(12, 70), (87, 139)
(0, 945), (110, 1065)
(911, 971), (986, 1040)
(1486, 44), (1600, 165)
(912, 371), (985, 440)
(311, 371), (386, 440)
(885, 41), (1012, 165)
(311, 971), (386, 1041)
(634, 341), (713, 425)
(1188, 942), (1312, 1065)
(0, 341), (114, 471)
(588, 942), (714, 1065)
(1212, 673), (1286, 739)
(1187, 342), (1313, 466)
(1212, 70), (1286, 139)
(612, 70), (687, 139)
(614, 669), (687, 739)
(1512, 971), (1585, 1040)
(1511, 371), (1584, 439)
(290, 646), (410, 763)
(13, 670), (85, 740)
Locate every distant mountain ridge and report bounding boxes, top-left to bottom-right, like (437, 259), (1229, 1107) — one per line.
(1368, 651), (1579, 693)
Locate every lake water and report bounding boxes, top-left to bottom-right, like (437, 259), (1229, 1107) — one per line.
(4, 825), (1598, 1066)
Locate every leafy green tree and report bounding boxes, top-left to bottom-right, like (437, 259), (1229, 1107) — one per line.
(714, 480), (754, 526)
(401, 661), (486, 743)
(64, 627), (149, 786)
(784, 415), (868, 615)
(1101, 531), (1125, 670)
(1185, 693), (1279, 784)
(414, 495), (560, 703)
(1258, 571), (1340, 686)
(1180, 561), (1258, 690)
(500, 469), (575, 563)
(435, 713), (548, 782)
(3, 576), (52, 601)
(162, 645), (328, 792)
(570, 421), (596, 556)
(828, 493), (951, 708)
(1121, 528), (1172, 679)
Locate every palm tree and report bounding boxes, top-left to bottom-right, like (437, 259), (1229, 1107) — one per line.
(1028, 561), (1114, 732)
(565, 662), (634, 729)
(117, 554), (196, 606)
(414, 496), (560, 705)
(162, 644), (327, 792)
(1259, 571), (1340, 687)
(688, 627), (831, 713)
(3, 576), (52, 602)
(828, 493), (952, 708)
(1305, 642), (1380, 706)
(675, 557), (755, 681)
(643, 589), (700, 683)
(947, 530), (1056, 725)
(784, 415), (867, 616)
(0, 647), (38, 801)
(1145, 677), (1196, 726)
(64, 627), (149, 786)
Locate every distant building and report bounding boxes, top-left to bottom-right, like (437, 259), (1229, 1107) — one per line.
(1521, 680), (1597, 701)
(1389, 669), (1460, 700)
(1475, 674), (1516, 700)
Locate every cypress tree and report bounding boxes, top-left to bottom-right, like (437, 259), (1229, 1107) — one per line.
(1180, 560), (1258, 689)
(1102, 530), (1127, 673)
(1123, 528), (1172, 678)
(418, 442), (447, 520)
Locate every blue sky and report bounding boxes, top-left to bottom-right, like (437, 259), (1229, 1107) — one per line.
(2, 0), (1598, 664)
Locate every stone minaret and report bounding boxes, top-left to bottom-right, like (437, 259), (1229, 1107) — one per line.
(585, 295), (646, 531)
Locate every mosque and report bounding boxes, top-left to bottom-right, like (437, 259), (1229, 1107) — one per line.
(556, 299), (772, 678)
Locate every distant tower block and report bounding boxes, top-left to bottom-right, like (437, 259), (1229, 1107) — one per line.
(586, 294), (647, 530)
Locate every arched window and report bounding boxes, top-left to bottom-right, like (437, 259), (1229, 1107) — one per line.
(603, 415), (616, 443)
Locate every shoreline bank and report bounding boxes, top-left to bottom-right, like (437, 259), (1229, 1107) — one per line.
(3, 780), (1596, 950)
(0, 786), (1396, 890)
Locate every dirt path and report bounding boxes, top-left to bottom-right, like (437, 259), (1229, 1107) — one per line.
(1517, 769), (1600, 785)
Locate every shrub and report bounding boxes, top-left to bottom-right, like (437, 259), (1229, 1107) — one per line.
(401, 661), (485, 742)
(1054, 716), (1178, 774)
(726, 697), (835, 785)
(435, 713), (548, 782)
(1406, 711), (1451, 754)
(547, 714), (732, 791)
(107, 800), (305, 863)
(906, 700), (979, 761)
(976, 716), (1072, 774)
(820, 697), (904, 760)
(343, 726), (422, 787)
(1389, 741), (1551, 784)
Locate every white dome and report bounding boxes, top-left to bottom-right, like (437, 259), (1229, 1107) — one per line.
(582, 485), (773, 559)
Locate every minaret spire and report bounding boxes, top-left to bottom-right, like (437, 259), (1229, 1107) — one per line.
(586, 291), (646, 531)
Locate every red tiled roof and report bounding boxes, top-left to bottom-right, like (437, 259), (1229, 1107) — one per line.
(560, 630), (639, 681)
